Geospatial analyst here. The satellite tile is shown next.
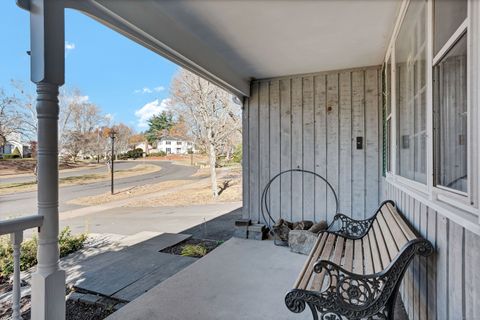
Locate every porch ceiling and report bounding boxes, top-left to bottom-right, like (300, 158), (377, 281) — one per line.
(66, 0), (401, 97)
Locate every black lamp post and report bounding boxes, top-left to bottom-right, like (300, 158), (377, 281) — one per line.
(110, 129), (116, 195)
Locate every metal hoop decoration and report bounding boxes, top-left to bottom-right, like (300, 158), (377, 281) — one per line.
(260, 169), (339, 229)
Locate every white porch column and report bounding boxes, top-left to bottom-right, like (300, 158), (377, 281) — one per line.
(21, 0), (66, 319)
(31, 82), (65, 320)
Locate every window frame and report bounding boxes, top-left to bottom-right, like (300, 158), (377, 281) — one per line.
(384, 0), (479, 221)
(387, 0), (429, 194)
(431, 10), (470, 205)
(383, 56), (393, 176)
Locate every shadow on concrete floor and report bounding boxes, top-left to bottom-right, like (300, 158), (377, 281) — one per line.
(180, 206), (242, 241)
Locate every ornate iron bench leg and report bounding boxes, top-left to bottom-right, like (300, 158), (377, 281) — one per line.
(307, 302), (319, 320)
(385, 288), (400, 320)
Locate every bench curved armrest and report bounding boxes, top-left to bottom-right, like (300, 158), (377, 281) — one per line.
(308, 260), (387, 317)
(285, 260), (386, 318)
(327, 213), (376, 240)
(311, 239), (433, 316)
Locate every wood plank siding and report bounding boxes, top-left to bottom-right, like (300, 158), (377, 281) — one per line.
(242, 66), (381, 224)
(384, 182), (480, 320)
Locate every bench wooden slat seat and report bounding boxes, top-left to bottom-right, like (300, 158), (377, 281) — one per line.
(285, 200), (433, 320)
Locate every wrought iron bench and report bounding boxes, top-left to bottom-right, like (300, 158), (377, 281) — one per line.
(285, 200), (433, 320)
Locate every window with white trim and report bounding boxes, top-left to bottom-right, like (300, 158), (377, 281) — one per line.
(395, 0), (428, 184)
(433, 0), (468, 194)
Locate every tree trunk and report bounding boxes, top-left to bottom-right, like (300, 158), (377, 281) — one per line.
(106, 157), (112, 173)
(225, 147), (231, 161)
(208, 141), (218, 198)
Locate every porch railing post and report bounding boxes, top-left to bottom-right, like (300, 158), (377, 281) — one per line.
(30, 82), (65, 320)
(11, 231), (23, 320)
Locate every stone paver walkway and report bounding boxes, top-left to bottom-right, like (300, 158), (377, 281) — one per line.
(69, 232), (195, 302)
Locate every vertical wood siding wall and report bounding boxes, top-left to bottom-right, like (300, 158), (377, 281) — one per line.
(385, 183), (480, 320)
(242, 66), (383, 224)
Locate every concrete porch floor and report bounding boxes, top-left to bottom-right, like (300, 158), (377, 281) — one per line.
(105, 237), (407, 320)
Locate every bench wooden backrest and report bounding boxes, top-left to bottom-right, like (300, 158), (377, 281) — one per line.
(366, 202), (418, 273)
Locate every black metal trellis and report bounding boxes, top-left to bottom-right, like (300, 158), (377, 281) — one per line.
(260, 169), (339, 245)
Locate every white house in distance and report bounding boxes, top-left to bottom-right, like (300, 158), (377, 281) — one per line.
(0, 133), (30, 157)
(134, 141), (153, 154)
(156, 136), (195, 154)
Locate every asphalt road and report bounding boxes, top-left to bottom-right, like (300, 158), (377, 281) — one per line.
(0, 161), (198, 219)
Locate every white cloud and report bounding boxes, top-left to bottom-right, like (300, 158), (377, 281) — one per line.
(134, 85), (165, 94)
(77, 95), (89, 103)
(134, 87), (152, 94)
(61, 94), (89, 105)
(134, 98), (170, 129)
(65, 41), (75, 51)
(105, 113), (115, 123)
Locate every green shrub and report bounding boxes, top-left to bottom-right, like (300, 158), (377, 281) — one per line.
(180, 244), (207, 257)
(0, 227), (87, 279)
(126, 148), (144, 159)
(59, 227), (88, 258)
(232, 144), (242, 163)
(2, 154), (20, 159)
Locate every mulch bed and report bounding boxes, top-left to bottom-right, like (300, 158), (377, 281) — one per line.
(0, 276), (12, 293)
(0, 279), (29, 294)
(65, 300), (115, 320)
(160, 238), (223, 257)
(0, 295), (115, 320)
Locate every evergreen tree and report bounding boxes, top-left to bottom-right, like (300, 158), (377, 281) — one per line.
(145, 111), (175, 145)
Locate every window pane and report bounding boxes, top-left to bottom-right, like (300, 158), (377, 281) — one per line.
(434, 0), (467, 55)
(434, 33), (468, 192)
(396, 0), (427, 184)
(382, 59), (392, 176)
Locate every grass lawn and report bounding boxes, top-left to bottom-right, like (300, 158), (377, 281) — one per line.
(67, 166), (242, 207)
(0, 159), (101, 176)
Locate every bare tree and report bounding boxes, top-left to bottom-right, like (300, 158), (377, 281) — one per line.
(112, 123), (133, 156)
(170, 69), (241, 198)
(2, 83), (121, 168)
(60, 93), (106, 163)
(12, 85), (97, 157)
(11, 81), (37, 143)
(129, 133), (147, 150)
(0, 88), (23, 149)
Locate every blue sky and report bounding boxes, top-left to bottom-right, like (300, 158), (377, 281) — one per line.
(0, 1), (179, 132)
